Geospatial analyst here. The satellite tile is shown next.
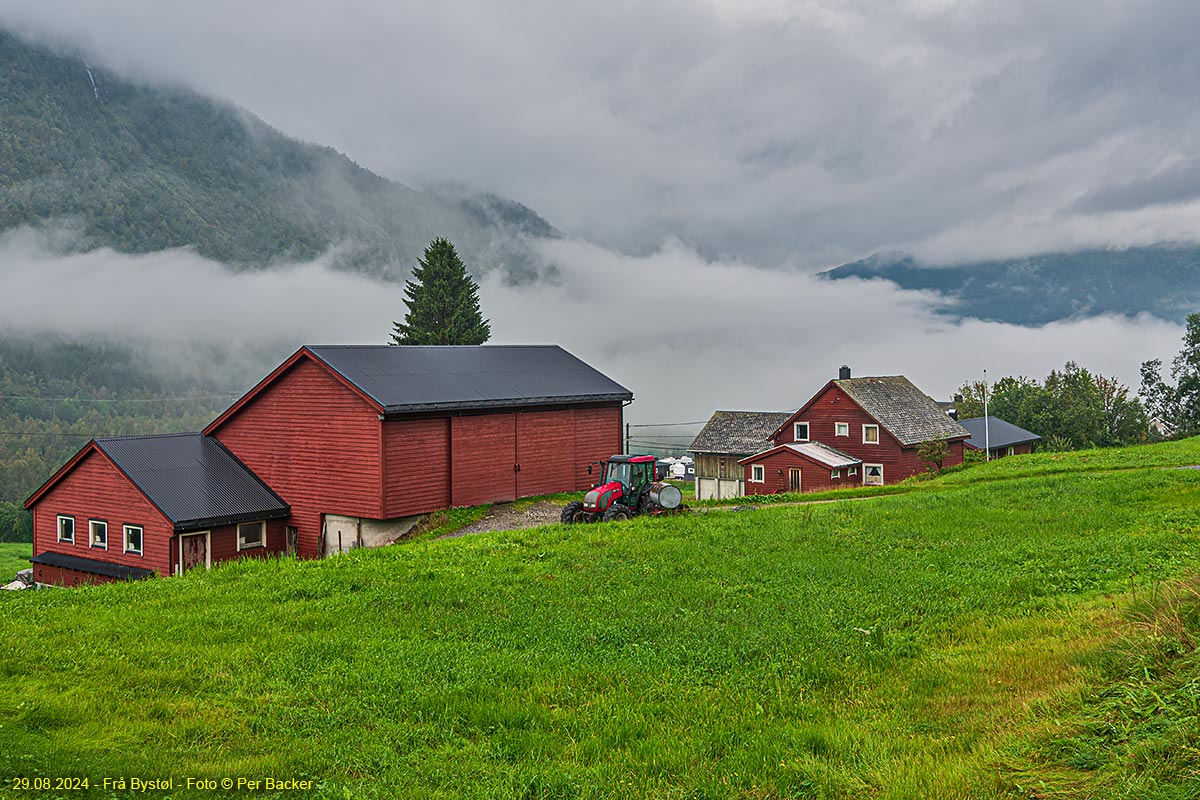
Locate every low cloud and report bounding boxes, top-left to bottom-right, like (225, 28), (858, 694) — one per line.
(0, 228), (1183, 427)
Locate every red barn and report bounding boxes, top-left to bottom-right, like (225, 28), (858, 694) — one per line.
(24, 344), (631, 584)
(24, 434), (290, 586)
(764, 367), (969, 488)
(203, 345), (631, 559)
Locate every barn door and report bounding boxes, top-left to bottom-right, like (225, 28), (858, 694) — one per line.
(516, 410), (575, 498)
(450, 413), (518, 506)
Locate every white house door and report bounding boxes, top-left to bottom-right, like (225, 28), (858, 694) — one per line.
(863, 464), (884, 486)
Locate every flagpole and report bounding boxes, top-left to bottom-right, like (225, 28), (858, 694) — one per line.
(983, 369), (990, 462)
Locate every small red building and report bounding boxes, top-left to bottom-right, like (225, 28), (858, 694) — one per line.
(738, 441), (862, 495)
(25, 433), (290, 585)
(762, 367), (969, 488)
(25, 344), (632, 584)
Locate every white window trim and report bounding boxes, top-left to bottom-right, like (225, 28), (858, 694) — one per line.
(237, 520), (266, 551)
(749, 464), (765, 483)
(831, 469), (841, 479)
(57, 515), (75, 544)
(123, 524), (143, 556)
(862, 424), (880, 445)
(863, 464), (884, 485)
(835, 422), (849, 437)
(89, 519), (108, 550)
(1007, 446), (1015, 456)
(849, 466), (859, 476)
(794, 422), (810, 442)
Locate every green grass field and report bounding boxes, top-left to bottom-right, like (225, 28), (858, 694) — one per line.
(1, 441), (1199, 799)
(0, 542), (31, 583)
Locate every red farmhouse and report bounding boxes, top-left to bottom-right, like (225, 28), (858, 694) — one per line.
(741, 367), (969, 494)
(26, 345), (631, 584)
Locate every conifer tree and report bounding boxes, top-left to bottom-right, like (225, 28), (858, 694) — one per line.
(390, 238), (491, 346)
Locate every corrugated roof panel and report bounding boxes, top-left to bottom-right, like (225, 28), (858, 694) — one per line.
(95, 434), (289, 531)
(306, 345), (632, 413)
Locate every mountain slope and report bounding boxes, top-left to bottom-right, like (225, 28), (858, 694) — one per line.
(0, 28), (553, 278)
(823, 246), (1200, 326)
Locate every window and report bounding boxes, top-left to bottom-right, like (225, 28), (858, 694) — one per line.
(794, 422), (810, 442)
(1007, 446), (1015, 457)
(864, 464), (884, 485)
(57, 515), (75, 543)
(237, 521), (265, 550)
(124, 525), (143, 555)
(750, 464), (765, 483)
(835, 422), (849, 437)
(831, 470), (841, 479)
(863, 424), (880, 444)
(89, 520), (107, 549)
(849, 466), (859, 476)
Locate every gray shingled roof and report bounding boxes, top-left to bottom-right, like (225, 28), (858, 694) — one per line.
(95, 434), (289, 532)
(958, 416), (1042, 450)
(306, 345), (633, 414)
(689, 411), (793, 455)
(833, 376), (970, 446)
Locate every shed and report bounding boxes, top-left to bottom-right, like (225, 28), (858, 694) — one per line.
(688, 410), (792, 500)
(959, 416), (1041, 457)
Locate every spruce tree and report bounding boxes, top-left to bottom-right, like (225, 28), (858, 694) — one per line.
(390, 238), (491, 346)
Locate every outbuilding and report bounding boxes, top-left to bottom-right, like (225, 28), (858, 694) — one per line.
(959, 416), (1041, 458)
(739, 441), (862, 495)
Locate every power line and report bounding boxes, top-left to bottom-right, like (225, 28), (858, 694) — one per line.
(627, 421), (708, 428)
(0, 393), (234, 403)
(0, 431), (133, 438)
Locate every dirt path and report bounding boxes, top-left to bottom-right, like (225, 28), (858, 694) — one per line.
(439, 500), (564, 538)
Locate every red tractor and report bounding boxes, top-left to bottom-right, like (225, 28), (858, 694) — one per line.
(561, 454), (686, 523)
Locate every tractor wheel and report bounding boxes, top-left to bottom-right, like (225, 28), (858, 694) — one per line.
(603, 502), (634, 522)
(560, 501), (586, 524)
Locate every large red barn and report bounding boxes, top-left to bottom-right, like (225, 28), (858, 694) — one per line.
(24, 344), (632, 583)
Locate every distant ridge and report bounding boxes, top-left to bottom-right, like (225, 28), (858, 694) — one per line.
(822, 245), (1200, 326)
(0, 28), (555, 280)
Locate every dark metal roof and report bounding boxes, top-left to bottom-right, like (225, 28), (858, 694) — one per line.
(833, 377), (970, 446)
(31, 551), (155, 581)
(94, 434), (290, 533)
(958, 416), (1042, 450)
(689, 411), (793, 455)
(305, 345), (633, 415)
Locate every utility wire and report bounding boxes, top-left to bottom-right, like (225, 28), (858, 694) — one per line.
(0, 394), (234, 403)
(627, 421), (708, 428)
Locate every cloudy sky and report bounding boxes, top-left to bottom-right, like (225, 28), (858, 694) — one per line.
(4, 0), (1200, 266)
(0, 1), (1195, 425)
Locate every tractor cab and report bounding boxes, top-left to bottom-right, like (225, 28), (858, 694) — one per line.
(564, 453), (685, 524)
(599, 454), (657, 499)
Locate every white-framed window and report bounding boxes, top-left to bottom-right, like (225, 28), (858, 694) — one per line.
(124, 524), (143, 555)
(863, 424), (880, 444)
(835, 422), (849, 437)
(750, 464), (765, 483)
(794, 422), (810, 442)
(237, 521), (265, 550)
(863, 464), (884, 485)
(849, 466), (859, 476)
(1007, 446), (1015, 456)
(57, 515), (75, 544)
(89, 519), (108, 549)
(831, 469), (841, 479)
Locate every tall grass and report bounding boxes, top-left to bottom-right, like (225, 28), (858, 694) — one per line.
(0, 441), (1198, 798)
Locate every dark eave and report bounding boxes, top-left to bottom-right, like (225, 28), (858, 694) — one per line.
(380, 393), (631, 417)
(173, 506), (292, 534)
(31, 551), (155, 581)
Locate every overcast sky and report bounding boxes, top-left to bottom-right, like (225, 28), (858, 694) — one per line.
(4, 0), (1200, 267)
(0, 2), (1194, 427)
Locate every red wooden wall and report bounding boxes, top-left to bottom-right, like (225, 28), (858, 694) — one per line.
(383, 417), (451, 518)
(30, 449), (173, 579)
(210, 356), (383, 558)
(742, 449), (853, 495)
(573, 406), (623, 490)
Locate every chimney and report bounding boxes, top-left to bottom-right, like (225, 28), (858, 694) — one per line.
(838, 365), (851, 380)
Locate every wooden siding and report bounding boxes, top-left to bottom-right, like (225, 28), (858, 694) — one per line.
(33, 563), (122, 587)
(773, 384), (963, 484)
(573, 406), (623, 490)
(742, 449), (851, 495)
(693, 453), (748, 480)
(517, 410), (576, 497)
(450, 413), (518, 507)
(383, 417), (451, 518)
(30, 449), (173, 577)
(210, 356), (383, 558)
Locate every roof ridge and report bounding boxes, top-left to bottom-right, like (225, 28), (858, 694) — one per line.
(95, 431), (202, 443)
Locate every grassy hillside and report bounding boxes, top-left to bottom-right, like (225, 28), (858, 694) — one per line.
(0, 542), (31, 581)
(0, 28), (552, 278)
(1, 441), (1199, 798)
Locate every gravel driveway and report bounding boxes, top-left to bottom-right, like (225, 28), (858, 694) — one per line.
(439, 500), (564, 538)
